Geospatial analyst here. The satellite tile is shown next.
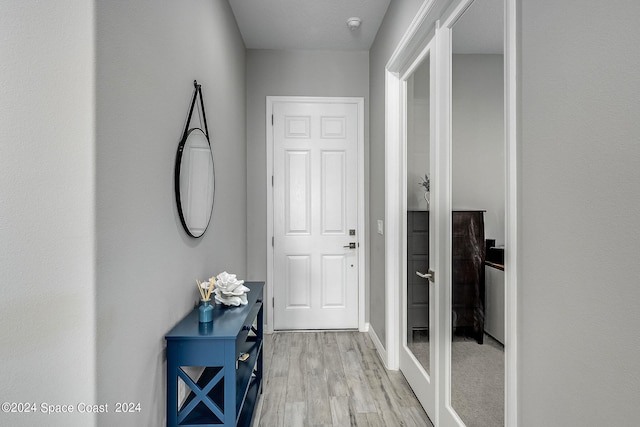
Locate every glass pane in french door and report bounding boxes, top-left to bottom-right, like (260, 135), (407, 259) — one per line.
(449, 0), (506, 425)
(406, 56), (431, 374)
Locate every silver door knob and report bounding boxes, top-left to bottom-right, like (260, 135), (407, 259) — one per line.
(416, 269), (436, 283)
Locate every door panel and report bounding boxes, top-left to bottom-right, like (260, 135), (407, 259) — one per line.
(285, 151), (310, 233)
(285, 255), (311, 308)
(321, 151), (346, 233)
(273, 101), (359, 330)
(321, 255), (347, 308)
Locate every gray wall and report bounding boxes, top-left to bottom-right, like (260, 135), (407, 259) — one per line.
(245, 49), (369, 327)
(0, 1), (96, 426)
(369, 0), (424, 347)
(95, 1), (246, 426)
(520, 0), (640, 424)
(452, 54), (505, 245)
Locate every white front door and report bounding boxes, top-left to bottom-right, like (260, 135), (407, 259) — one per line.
(272, 99), (359, 330)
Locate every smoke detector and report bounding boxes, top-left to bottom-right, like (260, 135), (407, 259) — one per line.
(346, 17), (361, 31)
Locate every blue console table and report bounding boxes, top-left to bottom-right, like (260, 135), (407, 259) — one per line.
(165, 282), (264, 427)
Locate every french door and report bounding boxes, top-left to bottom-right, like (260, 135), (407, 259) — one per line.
(398, 37), (439, 420)
(390, 0), (515, 426)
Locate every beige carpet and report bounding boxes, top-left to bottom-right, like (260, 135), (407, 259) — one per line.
(408, 333), (504, 427)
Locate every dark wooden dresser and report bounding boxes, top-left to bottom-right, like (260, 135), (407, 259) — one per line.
(407, 210), (485, 344)
(452, 211), (485, 343)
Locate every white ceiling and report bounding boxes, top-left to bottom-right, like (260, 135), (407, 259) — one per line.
(228, 0), (392, 51)
(229, 0), (504, 54)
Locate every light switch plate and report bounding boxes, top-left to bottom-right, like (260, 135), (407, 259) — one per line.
(377, 220), (384, 235)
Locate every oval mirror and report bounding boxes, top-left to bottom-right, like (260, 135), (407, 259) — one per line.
(175, 127), (215, 238)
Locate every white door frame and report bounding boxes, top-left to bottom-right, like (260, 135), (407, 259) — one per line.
(384, 0), (518, 425)
(266, 96), (366, 333)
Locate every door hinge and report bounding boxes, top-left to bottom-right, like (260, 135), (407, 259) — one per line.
(271, 114), (274, 125)
(272, 236), (274, 247)
(272, 175), (274, 186)
(272, 297), (274, 308)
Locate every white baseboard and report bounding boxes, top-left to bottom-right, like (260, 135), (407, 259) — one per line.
(367, 324), (389, 369)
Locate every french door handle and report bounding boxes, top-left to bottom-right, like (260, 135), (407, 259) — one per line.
(343, 242), (356, 249)
(416, 269), (435, 283)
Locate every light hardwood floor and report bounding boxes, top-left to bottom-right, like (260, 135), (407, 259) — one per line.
(253, 331), (433, 427)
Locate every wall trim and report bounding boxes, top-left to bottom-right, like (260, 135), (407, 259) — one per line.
(387, 0), (440, 75)
(384, 69), (402, 371)
(265, 96), (367, 333)
(368, 324), (388, 369)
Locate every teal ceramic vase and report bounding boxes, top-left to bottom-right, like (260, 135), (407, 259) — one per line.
(199, 299), (213, 323)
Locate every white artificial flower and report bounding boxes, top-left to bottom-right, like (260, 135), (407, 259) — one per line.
(215, 271), (245, 293)
(211, 271), (250, 305)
